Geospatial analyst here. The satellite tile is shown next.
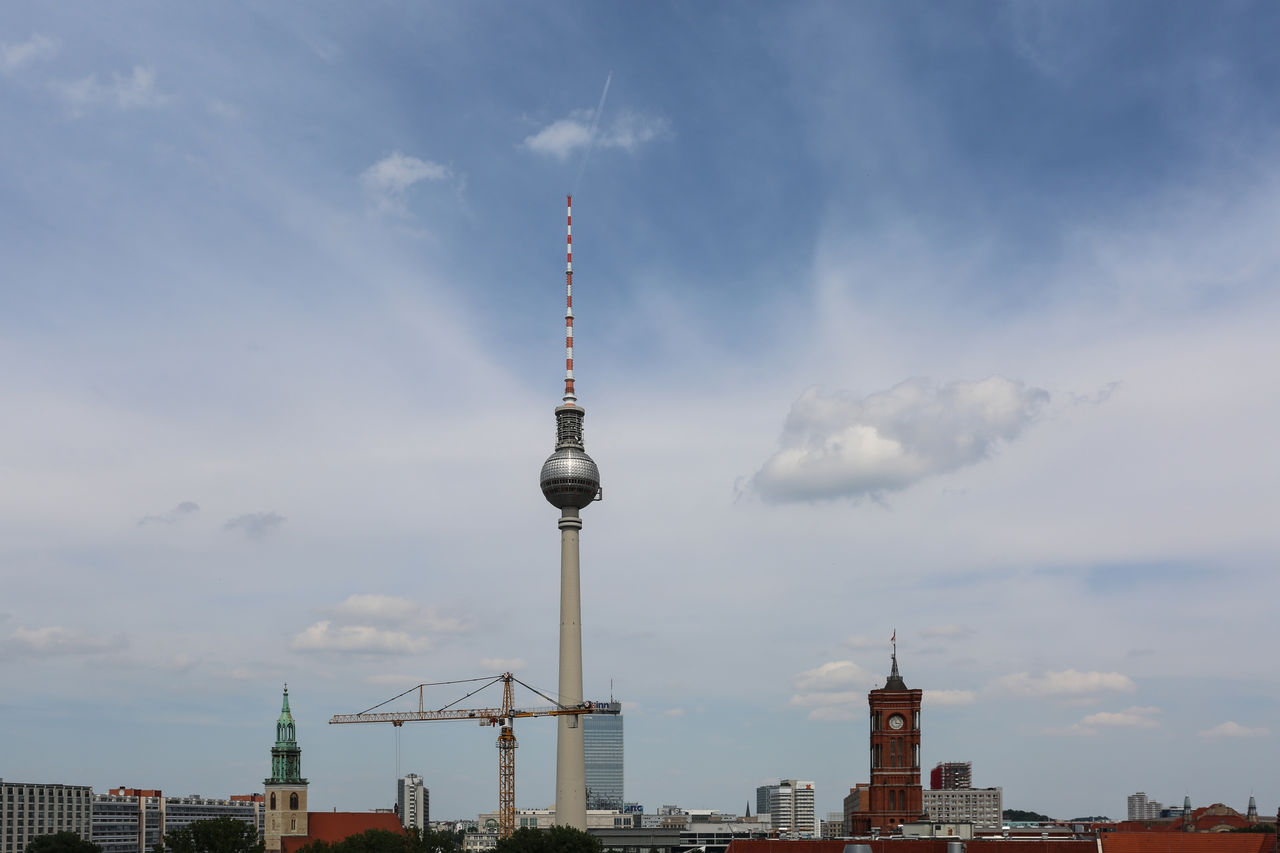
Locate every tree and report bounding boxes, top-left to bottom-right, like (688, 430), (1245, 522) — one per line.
(160, 817), (263, 853)
(1003, 810), (1053, 823)
(1230, 825), (1277, 833)
(492, 826), (600, 853)
(27, 832), (102, 853)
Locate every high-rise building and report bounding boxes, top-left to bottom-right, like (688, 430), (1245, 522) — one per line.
(264, 685), (308, 853)
(1127, 792), (1164, 821)
(768, 781), (816, 839)
(540, 195), (603, 832)
(929, 762), (971, 790)
(397, 776), (427, 831)
(755, 785), (778, 820)
(584, 704), (624, 809)
(847, 647), (923, 835)
(0, 779), (93, 853)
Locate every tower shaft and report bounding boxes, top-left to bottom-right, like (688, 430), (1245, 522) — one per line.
(555, 509), (586, 828)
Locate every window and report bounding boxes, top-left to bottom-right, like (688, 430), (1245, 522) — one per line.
(269, 794), (276, 810)
(289, 794), (298, 810)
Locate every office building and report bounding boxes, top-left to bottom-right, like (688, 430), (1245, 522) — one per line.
(768, 781), (816, 839)
(922, 787), (1002, 829)
(755, 786), (778, 821)
(92, 790), (263, 853)
(584, 704), (624, 809)
(0, 780), (93, 853)
(398, 776), (427, 831)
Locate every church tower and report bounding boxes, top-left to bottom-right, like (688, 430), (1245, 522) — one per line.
(851, 642), (923, 834)
(264, 685), (309, 853)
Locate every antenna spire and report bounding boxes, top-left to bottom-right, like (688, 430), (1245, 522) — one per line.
(563, 194), (576, 405)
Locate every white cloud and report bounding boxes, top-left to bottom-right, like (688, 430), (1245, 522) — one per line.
(1042, 723), (1098, 737)
(522, 110), (670, 161)
(992, 669), (1136, 698)
(291, 621), (430, 655)
(1, 34), (59, 73)
(597, 111), (671, 152)
(793, 660), (875, 691)
(5, 626), (126, 656)
(330, 594), (466, 634)
(1199, 721), (1269, 738)
(1080, 705), (1160, 728)
(752, 376), (1049, 502)
(361, 151), (450, 215)
(845, 635), (888, 650)
(927, 689), (977, 706)
(479, 657), (527, 672)
(790, 661), (880, 721)
(53, 66), (171, 113)
(662, 707), (685, 718)
(522, 112), (594, 161)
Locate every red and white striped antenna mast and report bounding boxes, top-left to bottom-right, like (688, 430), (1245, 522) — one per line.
(563, 194), (576, 405)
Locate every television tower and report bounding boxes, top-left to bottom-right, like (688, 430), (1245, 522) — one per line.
(538, 195), (601, 831)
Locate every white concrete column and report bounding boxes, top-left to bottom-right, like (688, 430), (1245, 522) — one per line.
(555, 508), (586, 830)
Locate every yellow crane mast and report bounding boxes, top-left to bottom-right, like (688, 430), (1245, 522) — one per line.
(330, 672), (618, 839)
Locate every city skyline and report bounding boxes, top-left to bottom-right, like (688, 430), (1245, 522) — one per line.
(3, 0), (1279, 823)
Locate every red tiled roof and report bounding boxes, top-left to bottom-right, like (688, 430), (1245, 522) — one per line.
(727, 840), (1098, 853)
(1102, 832), (1272, 853)
(280, 812), (407, 853)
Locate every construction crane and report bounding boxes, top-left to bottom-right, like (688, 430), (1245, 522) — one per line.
(330, 672), (619, 839)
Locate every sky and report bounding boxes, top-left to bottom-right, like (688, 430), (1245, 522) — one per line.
(2, 0), (1279, 826)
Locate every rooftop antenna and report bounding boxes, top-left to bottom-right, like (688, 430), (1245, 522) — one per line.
(563, 195), (576, 404)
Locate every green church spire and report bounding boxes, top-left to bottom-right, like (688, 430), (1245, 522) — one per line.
(267, 683), (306, 785)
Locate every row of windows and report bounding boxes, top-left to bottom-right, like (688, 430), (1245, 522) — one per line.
(869, 741), (920, 769)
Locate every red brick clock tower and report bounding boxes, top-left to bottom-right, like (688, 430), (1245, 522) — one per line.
(851, 641), (923, 834)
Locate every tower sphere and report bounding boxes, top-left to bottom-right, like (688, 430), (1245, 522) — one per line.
(540, 447), (600, 509)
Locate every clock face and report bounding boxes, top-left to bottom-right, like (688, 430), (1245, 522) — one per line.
(888, 713), (905, 730)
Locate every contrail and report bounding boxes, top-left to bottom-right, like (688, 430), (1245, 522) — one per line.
(573, 71), (612, 192)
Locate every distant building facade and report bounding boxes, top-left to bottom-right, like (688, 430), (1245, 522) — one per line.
(929, 763), (972, 790)
(922, 788), (1002, 829)
(1127, 793), (1164, 822)
(584, 703), (624, 809)
(397, 776), (427, 832)
(91, 790), (263, 853)
(768, 781), (816, 839)
(821, 812), (845, 839)
(842, 785), (869, 837)
(0, 780), (93, 853)
(755, 786), (777, 822)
